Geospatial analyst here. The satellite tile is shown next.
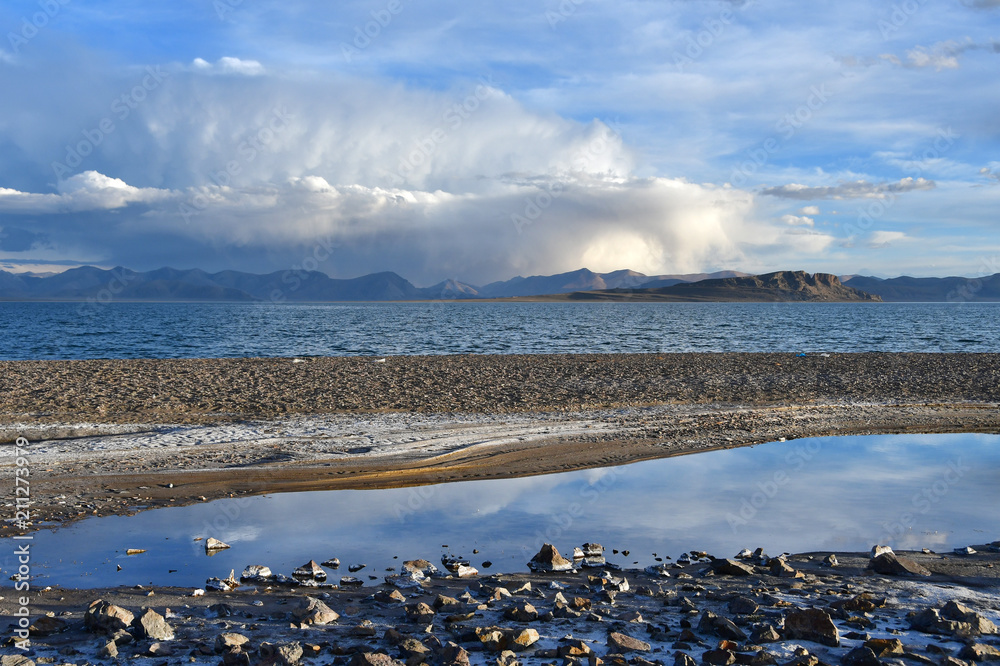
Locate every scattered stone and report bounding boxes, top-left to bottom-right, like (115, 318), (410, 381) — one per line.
(402, 559), (438, 576)
(769, 559), (804, 578)
(871, 545), (893, 558)
(85, 599), (135, 633)
(823, 554), (838, 567)
(321, 557), (340, 568)
(133, 608), (174, 640)
(698, 611), (748, 641)
(508, 628), (540, 651)
(291, 596), (339, 625)
(959, 644), (1000, 662)
(455, 564), (479, 578)
(28, 615), (68, 636)
(504, 602), (539, 622)
(340, 576), (365, 587)
(375, 588), (407, 604)
(527, 543), (574, 572)
(348, 563), (367, 572)
(864, 639), (904, 657)
(752, 625), (782, 643)
(869, 552), (931, 577)
(712, 559), (756, 576)
(703, 649), (736, 665)
(1, 657), (34, 666)
(292, 560), (326, 580)
(406, 602), (436, 622)
(216, 632), (250, 652)
(728, 596), (759, 615)
(205, 537), (231, 551)
(608, 631), (651, 652)
(784, 608), (840, 647)
(259, 641), (305, 666)
(953, 546), (977, 556)
(241, 565), (272, 581)
(842, 647), (881, 666)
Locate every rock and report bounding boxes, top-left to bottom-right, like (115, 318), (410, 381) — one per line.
(784, 608), (840, 647)
(869, 552), (931, 577)
(98, 640), (119, 658)
(405, 602), (436, 622)
(940, 658), (972, 666)
(752, 625), (781, 643)
(769, 559), (804, 578)
(350, 654), (402, 666)
(321, 557), (340, 568)
(85, 599), (135, 633)
(702, 649), (736, 666)
(376, 588), (407, 604)
(698, 611), (748, 641)
(1, 657), (34, 666)
(645, 563), (672, 577)
(433, 594), (461, 609)
(223, 652), (252, 666)
(455, 564), (479, 578)
(871, 545), (893, 558)
(505, 602), (539, 622)
(508, 628), (539, 651)
(259, 641), (304, 666)
(736, 548), (753, 559)
(385, 572), (426, 589)
(205, 537), (231, 551)
(959, 644), (1000, 662)
(728, 596), (759, 615)
(864, 639), (903, 657)
(841, 647), (880, 666)
(293, 560), (326, 580)
(608, 631), (651, 652)
(941, 600), (998, 634)
(910, 608), (971, 635)
(28, 615), (68, 636)
(712, 559), (755, 576)
(559, 639), (593, 658)
(402, 559), (438, 576)
(241, 565), (272, 581)
(134, 608), (174, 640)
(496, 649), (520, 666)
(831, 593), (886, 614)
(216, 632), (250, 652)
(953, 546), (976, 556)
(352, 620), (378, 637)
(291, 596), (339, 625)
(823, 554), (838, 567)
(527, 543), (574, 572)
(348, 563), (366, 572)
(440, 642), (472, 666)
(340, 576), (364, 587)
(677, 655), (698, 666)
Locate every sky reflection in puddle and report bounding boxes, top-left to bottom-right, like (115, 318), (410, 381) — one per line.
(3, 432), (998, 588)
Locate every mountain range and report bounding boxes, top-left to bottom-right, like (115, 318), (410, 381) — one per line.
(0, 265), (996, 302)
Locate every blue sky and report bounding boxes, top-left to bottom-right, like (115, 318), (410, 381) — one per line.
(0, 0), (998, 284)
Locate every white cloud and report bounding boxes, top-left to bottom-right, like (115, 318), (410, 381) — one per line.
(798, 206), (820, 215)
(0, 171), (173, 213)
(761, 178), (935, 200)
(191, 57), (264, 76)
(781, 214), (814, 227)
(867, 230), (908, 248)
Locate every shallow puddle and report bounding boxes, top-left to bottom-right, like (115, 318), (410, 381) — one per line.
(2, 432), (997, 588)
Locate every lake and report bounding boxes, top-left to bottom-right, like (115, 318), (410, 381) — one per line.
(3, 432), (997, 589)
(1, 301), (999, 360)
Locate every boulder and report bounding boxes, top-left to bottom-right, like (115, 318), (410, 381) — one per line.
(870, 545), (893, 558)
(85, 599), (135, 634)
(769, 559), (804, 578)
(698, 611), (748, 641)
(291, 596), (339, 625)
(608, 631), (650, 652)
(527, 543), (573, 572)
(292, 560), (326, 580)
(822, 554), (838, 567)
(240, 565), (272, 581)
(784, 608), (840, 647)
(864, 639), (903, 657)
(702, 649), (736, 666)
(728, 596), (759, 615)
(504, 602), (539, 622)
(340, 576), (364, 587)
(941, 600), (998, 634)
(1, 657), (34, 666)
(134, 608), (174, 640)
(321, 557), (340, 568)
(841, 647), (880, 666)
(205, 537), (231, 551)
(455, 564), (479, 578)
(349, 654), (403, 666)
(402, 559), (438, 576)
(439, 642), (471, 666)
(959, 644), (1000, 662)
(869, 552), (931, 577)
(712, 559), (755, 576)
(216, 632), (250, 652)
(259, 641), (304, 666)
(751, 625), (781, 643)
(28, 615), (68, 636)
(405, 602), (436, 622)
(508, 628), (539, 651)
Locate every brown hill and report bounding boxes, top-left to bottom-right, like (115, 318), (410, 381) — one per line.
(520, 271), (882, 302)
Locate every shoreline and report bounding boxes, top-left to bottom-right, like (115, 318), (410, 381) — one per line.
(1, 352), (999, 534)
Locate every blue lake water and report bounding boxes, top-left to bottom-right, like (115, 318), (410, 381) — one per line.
(3, 433), (997, 589)
(1, 301), (999, 359)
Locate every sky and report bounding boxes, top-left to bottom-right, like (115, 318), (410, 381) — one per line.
(0, 0), (998, 285)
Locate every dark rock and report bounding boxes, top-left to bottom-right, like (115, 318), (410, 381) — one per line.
(216, 632), (250, 653)
(85, 599), (134, 634)
(703, 649), (736, 665)
(405, 602), (436, 622)
(959, 644), (1000, 661)
(752, 625), (781, 643)
(240, 565), (272, 581)
(729, 596), (760, 615)
(608, 631), (650, 652)
(292, 560), (327, 580)
(830, 593), (885, 614)
(712, 559), (756, 576)
(841, 647), (880, 666)
(769, 559), (804, 578)
(676, 654), (698, 666)
(259, 642), (305, 666)
(784, 608), (839, 647)
(375, 589), (407, 604)
(527, 543), (574, 572)
(869, 552), (931, 577)
(941, 600), (998, 634)
(440, 642), (472, 666)
(822, 554), (838, 568)
(504, 602), (539, 622)
(350, 653), (404, 666)
(699, 611), (748, 641)
(28, 616), (68, 636)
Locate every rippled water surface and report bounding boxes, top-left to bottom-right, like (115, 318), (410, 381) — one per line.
(1, 301), (999, 359)
(3, 433), (997, 588)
